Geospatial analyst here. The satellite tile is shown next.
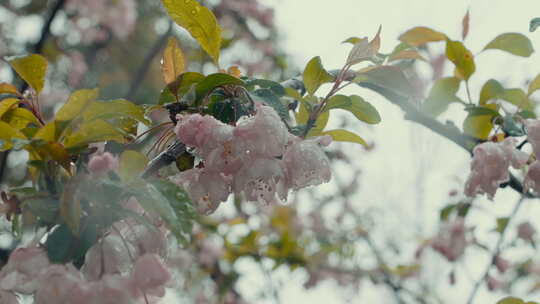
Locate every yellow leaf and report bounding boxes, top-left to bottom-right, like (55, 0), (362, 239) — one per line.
(463, 104), (498, 139)
(528, 73), (540, 96)
(446, 39), (475, 80)
(161, 37), (186, 85)
(119, 150), (148, 182)
(2, 108), (40, 130)
(0, 98), (20, 119)
(398, 27), (447, 46)
(0, 121), (26, 151)
(55, 88), (99, 121)
(8, 54), (48, 93)
(388, 50), (426, 62)
(64, 119), (127, 148)
(322, 129), (368, 147)
(0, 83), (20, 95)
(162, 0), (222, 64)
(34, 121), (58, 142)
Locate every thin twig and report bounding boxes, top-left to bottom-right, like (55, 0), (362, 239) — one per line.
(125, 21), (173, 100)
(465, 197), (526, 304)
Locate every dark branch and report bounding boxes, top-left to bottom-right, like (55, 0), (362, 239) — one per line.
(125, 22), (173, 101)
(140, 140), (186, 179)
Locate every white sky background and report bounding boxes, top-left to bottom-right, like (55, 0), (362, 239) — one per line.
(228, 0), (540, 303)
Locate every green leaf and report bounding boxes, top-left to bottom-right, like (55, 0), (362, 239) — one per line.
(161, 37), (186, 85)
(321, 129), (367, 146)
(446, 39), (475, 80)
(132, 179), (195, 245)
(307, 110), (329, 137)
(165, 72), (205, 102)
(528, 74), (540, 96)
(55, 88), (99, 121)
(64, 119), (127, 148)
(195, 73), (244, 101)
(250, 89), (289, 121)
(479, 79), (504, 105)
(303, 56), (334, 96)
(325, 94), (352, 110)
(161, 0), (222, 64)
(8, 54), (48, 93)
(421, 77), (461, 117)
(349, 95), (380, 124)
(483, 33), (534, 57)
(60, 177), (82, 235)
(355, 66), (416, 97)
(531, 18), (540, 32)
(398, 26), (447, 46)
(82, 99), (149, 125)
(440, 204), (456, 221)
(463, 104), (498, 139)
(496, 217), (510, 233)
(245, 79), (285, 96)
(0, 98), (20, 119)
(501, 88), (534, 111)
(45, 221), (98, 264)
(342, 37), (366, 45)
(119, 150), (148, 182)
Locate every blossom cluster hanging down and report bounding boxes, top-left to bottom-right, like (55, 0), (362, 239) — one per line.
(171, 103), (332, 214)
(464, 119), (540, 199)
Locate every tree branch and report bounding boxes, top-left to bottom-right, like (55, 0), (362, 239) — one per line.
(465, 197), (526, 304)
(125, 21), (173, 101)
(140, 140), (185, 179)
(281, 72), (534, 199)
(0, 0), (66, 185)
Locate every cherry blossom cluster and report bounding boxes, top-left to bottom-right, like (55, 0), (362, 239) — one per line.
(66, 0), (138, 43)
(430, 217), (468, 262)
(171, 103), (332, 214)
(0, 245), (170, 304)
(464, 119), (540, 199)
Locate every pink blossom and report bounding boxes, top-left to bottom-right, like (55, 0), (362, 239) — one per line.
(431, 217), (467, 262)
(67, 0), (137, 41)
(517, 221), (536, 242)
(118, 223), (168, 258)
(198, 239), (223, 268)
(283, 136), (332, 190)
(88, 152), (118, 176)
(486, 275), (503, 291)
(524, 161), (540, 194)
(170, 168), (231, 214)
(34, 264), (83, 304)
(82, 234), (136, 281)
(464, 138), (528, 199)
(0, 246), (50, 294)
(99, 274), (138, 304)
(133, 254), (171, 295)
(0, 290), (18, 304)
(494, 255), (510, 273)
(174, 113), (233, 156)
(233, 158), (287, 204)
(68, 51), (88, 87)
(233, 104), (289, 158)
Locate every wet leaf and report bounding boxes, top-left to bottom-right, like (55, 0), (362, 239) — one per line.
(161, 37), (186, 85)
(8, 54), (48, 93)
(161, 0), (222, 64)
